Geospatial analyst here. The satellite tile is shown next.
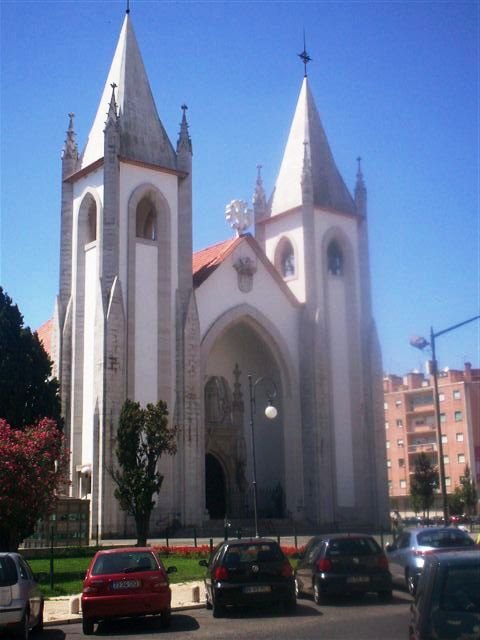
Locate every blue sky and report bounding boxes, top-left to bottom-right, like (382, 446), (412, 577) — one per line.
(1, 0), (479, 374)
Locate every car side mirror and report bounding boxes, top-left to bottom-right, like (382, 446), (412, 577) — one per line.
(199, 559), (208, 567)
(166, 566), (177, 574)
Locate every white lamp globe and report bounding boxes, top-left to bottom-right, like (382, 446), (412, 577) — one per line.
(264, 404), (278, 419)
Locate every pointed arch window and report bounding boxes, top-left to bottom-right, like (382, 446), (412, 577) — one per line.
(205, 376), (232, 425)
(136, 197), (157, 240)
(275, 237), (296, 279)
(327, 240), (344, 276)
(86, 199), (97, 244)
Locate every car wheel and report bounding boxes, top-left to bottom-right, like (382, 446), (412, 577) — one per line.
(32, 605), (44, 634)
(313, 580), (325, 605)
(284, 594), (297, 613)
(212, 594), (225, 618)
(15, 611), (29, 640)
(82, 618), (94, 635)
(294, 578), (302, 599)
(160, 609), (171, 629)
(378, 590), (393, 602)
(406, 570), (417, 596)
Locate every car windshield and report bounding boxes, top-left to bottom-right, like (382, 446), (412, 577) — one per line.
(327, 537), (380, 557)
(0, 556), (17, 587)
(417, 530), (474, 548)
(92, 552), (157, 575)
(440, 566), (480, 613)
(223, 543), (283, 565)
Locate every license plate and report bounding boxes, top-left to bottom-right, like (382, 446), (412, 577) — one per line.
(347, 576), (369, 584)
(243, 585), (272, 593)
(112, 579), (140, 590)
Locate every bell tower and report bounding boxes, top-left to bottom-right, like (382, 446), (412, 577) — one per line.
(57, 10), (201, 537)
(256, 56), (389, 528)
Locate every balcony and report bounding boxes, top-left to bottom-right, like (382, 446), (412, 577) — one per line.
(408, 443), (437, 455)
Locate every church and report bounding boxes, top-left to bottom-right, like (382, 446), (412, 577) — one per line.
(49, 9), (389, 538)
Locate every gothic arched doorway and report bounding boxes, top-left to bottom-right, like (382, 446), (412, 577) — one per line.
(205, 453), (226, 519)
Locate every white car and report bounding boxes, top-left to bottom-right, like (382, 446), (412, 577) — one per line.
(0, 552), (44, 639)
(385, 527), (476, 595)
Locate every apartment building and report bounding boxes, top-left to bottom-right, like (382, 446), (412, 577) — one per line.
(384, 362), (480, 513)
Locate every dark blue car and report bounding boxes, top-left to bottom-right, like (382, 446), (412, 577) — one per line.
(409, 549), (480, 640)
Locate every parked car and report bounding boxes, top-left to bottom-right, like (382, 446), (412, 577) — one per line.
(294, 533), (392, 603)
(386, 526), (476, 595)
(0, 552), (44, 640)
(81, 547), (177, 635)
(199, 537), (296, 617)
(409, 549), (480, 640)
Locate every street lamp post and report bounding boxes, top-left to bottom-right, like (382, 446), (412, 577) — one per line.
(410, 314), (480, 524)
(248, 374), (278, 538)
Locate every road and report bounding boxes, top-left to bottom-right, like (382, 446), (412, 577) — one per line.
(39, 589), (412, 640)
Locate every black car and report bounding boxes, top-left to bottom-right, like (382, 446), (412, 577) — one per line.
(409, 549), (480, 640)
(199, 538), (296, 617)
(294, 533), (393, 603)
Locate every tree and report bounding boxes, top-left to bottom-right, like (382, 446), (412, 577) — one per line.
(410, 453), (438, 518)
(0, 418), (68, 551)
(0, 287), (61, 429)
(111, 400), (177, 546)
(453, 464), (477, 515)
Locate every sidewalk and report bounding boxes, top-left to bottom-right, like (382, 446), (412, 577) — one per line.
(44, 581), (205, 626)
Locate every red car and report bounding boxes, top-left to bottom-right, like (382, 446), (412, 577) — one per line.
(81, 547), (177, 634)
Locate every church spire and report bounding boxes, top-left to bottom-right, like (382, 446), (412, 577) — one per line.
(80, 13), (176, 170)
(270, 77), (355, 217)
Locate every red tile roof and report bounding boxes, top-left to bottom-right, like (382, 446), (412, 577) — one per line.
(36, 318), (53, 360)
(192, 236), (242, 287)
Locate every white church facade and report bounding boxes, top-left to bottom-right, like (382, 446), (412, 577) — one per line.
(50, 11), (389, 538)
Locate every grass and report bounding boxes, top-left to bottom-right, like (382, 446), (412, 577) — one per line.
(28, 555), (214, 598)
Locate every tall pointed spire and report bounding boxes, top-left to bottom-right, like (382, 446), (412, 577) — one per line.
(80, 13), (176, 170)
(354, 156), (367, 217)
(253, 164), (267, 212)
(270, 77), (355, 216)
(177, 104), (192, 154)
(62, 113), (78, 161)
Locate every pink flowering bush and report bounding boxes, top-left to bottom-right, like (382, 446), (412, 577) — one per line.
(0, 418), (69, 551)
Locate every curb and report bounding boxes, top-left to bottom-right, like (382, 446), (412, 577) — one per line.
(43, 602), (206, 627)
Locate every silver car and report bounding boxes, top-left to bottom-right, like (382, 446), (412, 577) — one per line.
(385, 526), (476, 595)
(0, 552), (44, 639)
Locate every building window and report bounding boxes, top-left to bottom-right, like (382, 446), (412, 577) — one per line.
(398, 458), (405, 468)
(456, 432), (464, 442)
(387, 459), (391, 468)
(384, 402), (389, 410)
(397, 438), (404, 447)
(457, 453), (465, 464)
(386, 441), (390, 449)
(454, 410), (462, 422)
(388, 480), (392, 490)
(443, 455), (449, 464)
(385, 421), (389, 429)
(400, 479), (407, 489)
(440, 413), (446, 423)
(445, 476), (451, 487)
(396, 419), (403, 428)
(136, 198), (157, 240)
(453, 389), (461, 400)
(438, 392), (445, 402)
(395, 400), (402, 407)
(441, 434), (448, 444)
(327, 240), (344, 276)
